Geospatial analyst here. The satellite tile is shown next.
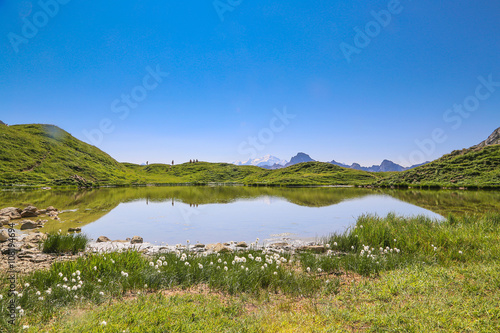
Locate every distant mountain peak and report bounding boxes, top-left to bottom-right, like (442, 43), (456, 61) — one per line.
(473, 127), (500, 148)
(233, 155), (287, 167)
(284, 152), (315, 167)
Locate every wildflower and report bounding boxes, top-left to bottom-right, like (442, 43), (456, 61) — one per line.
(149, 262), (154, 266)
(351, 246), (355, 250)
(185, 262), (190, 266)
(98, 279), (102, 283)
(210, 262), (213, 265)
(74, 295), (78, 299)
(72, 286), (78, 291)
(18, 293), (23, 297)
(333, 242), (337, 246)
(186, 240), (190, 244)
(223, 261), (227, 265)
(317, 268), (322, 273)
(255, 257), (262, 262)
(224, 266), (228, 271)
(19, 309), (24, 316)
(72, 279), (76, 283)
(261, 266), (264, 270)
(58, 272), (63, 277)
(326, 244), (330, 248)
(99, 292), (104, 296)
(94, 266), (97, 271)
(394, 239), (397, 242)
(76, 270), (81, 276)
(217, 266), (221, 269)
(306, 267), (311, 272)
(38, 296), (44, 301)
(155, 265), (159, 269)
(459, 251), (463, 255)
(326, 279), (330, 284)
(121, 271), (129, 277)
(101, 321), (107, 326)
(63, 277), (68, 282)
(163, 262), (168, 266)
(198, 263), (204, 269)
(110, 259), (115, 264)
(72, 273), (75, 277)
(274, 272), (278, 275)
(24, 283), (30, 288)
(217, 258), (222, 263)
(36, 291), (41, 296)
(23, 325), (29, 330)
(246, 267), (249, 272)
(241, 265), (244, 270)
(0, 295), (3, 300)
(360, 225), (363, 228)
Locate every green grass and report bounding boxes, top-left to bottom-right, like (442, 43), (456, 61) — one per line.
(1, 213), (499, 332)
(377, 144), (500, 188)
(41, 233), (89, 255)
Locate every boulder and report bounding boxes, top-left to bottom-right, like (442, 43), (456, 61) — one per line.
(206, 243), (232, 253)
(46, 206), (58, 212)
(0, 207), (22, 219)
(23, 233), (47, 243)
(68, 227), (81, 232)
(97, 236), (111, 242)
(194, 243), (206, 248)
(131, 236), (143, 244)
(0, 216), (10, 226)
(20, 221), (41, 230)
(269, 242), (289, 248)
(0, 229), (9, 242)
(21, 206), (39, 218)
(236, 241), (248, 248)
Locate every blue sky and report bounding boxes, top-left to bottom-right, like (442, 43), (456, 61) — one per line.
(1, 0), (499, 167)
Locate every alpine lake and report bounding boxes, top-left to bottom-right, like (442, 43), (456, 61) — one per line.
(2, 186), (499, 245)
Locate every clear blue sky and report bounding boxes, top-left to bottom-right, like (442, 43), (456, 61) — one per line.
(1, 0), (499, 166)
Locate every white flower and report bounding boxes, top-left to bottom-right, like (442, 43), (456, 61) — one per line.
(217, 258), (222, 263)
(72, 286), (78, 291)
(273, 272), (278, 275)
(198, 263), (203, 269)
(394, 239), (397, 242)
(74, 295), (78, 299)
(19, 309), (24, 316)
(121, 271), (129, 277)
(58, 272), (63, 277)
(24, 283), (30, 287)
(72, 273), (75, 277)
(23, 325), (29, 329)
(351, 246), (355, 250)
(72, 279), (76, 283)
(76, 270), (81, 276)
(163, 262), (168, 266)
(185, 262), (190, 266)
(35, 291), (41, 296)
(98, 279), (102, 283)
(317, 268), (322, 273)
(333, 242), (337, 246)
(93, 266), (97, 271)
(186, 240), (190, 244)
(326, 279), (330, 284)
(155, 265), (159, 269)
(144, 284), (148, 288)
(306, 267), (311, 272)
(149, 262), (154, 267)
(224, 266), (228, 271)
(63, 277), (68, 282)
(101, 321), (107, 326)
(110, 259), (115, 264)
(38, 296), (44, 301)
(18, 293), (23, 297)
(459, 251), (463, 254)
(99, 292), (104, 296)
(0, 295), (3, 300)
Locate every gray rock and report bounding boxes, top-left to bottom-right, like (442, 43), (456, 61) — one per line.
(206, 243), (232, 253)
(0, 229), (9, 242)
(21, 206), (39, 218)
(0, 207), (22, 219)
(298, 245), (326, 253)
(131, 236), (143, 244)
(97, 236), (111, 242)
(0, 216), (10, 226)
(194, 243), (205, 248)
(236, 241), (248, 248)
(46, 206), (58, 212)
(68, 227), (81, 232)
(20, 221), (41, 230)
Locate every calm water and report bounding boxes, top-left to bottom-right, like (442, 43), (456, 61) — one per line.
(1, 187), (499, 244)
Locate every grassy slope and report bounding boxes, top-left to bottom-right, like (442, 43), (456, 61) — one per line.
(377, 144), (500, 187)
(0, 124), (133, 186)
(0, 124), (380, 186)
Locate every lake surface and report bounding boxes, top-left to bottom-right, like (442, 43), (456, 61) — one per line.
(2, 187), (499, 244)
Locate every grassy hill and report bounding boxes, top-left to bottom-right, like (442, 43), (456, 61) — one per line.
(376, 144), (500, 188)
(0, 124), (135, 186)
(0, 124), (380, 187)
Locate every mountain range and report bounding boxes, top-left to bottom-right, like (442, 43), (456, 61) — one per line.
(235, 152), (428, 172)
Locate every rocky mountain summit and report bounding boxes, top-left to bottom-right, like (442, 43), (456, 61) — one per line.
(473, 127), (500, 148)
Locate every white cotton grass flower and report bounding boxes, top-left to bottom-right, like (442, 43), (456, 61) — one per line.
(63, 277), (68, 282)
(306, 267), (311, 273)
(0, 295), (3, 300)
(76, 270), (81, 276)
(317, 268), (323, 273)
(38, 296), (44, 301)
(93, 266), (97, 271)
(121, 271), (129, 277)
(198, 263), (204, 269)
(18, 293), (23, 298)
(35, 291), (41, 296)
(58, 272), (63, 277)
(459, 250), (463, 254)
(24, 283), (30, 288)
(149, 262), (154, 267)
(98, 279), (102, 283)
(23, 325), (29, 329)
(19, 309), (24, 316)
(273, 272), (278, 275)
(101, 321), (107, 326)
(99, 292), (104, 296)
(224, 266), (228, 271)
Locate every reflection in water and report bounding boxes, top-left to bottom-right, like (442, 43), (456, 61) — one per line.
(1, 187), (498, 243)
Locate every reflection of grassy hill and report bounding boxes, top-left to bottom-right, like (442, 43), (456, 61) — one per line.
(377, 145), (500, 188)
(383, 189), (500, 216)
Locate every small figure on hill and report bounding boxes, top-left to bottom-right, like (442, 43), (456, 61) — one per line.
(196, 159), (199, 163)
(146, 161), (149, 165)
(172, 160), (174, 165)
(190, 159), (192, 163)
